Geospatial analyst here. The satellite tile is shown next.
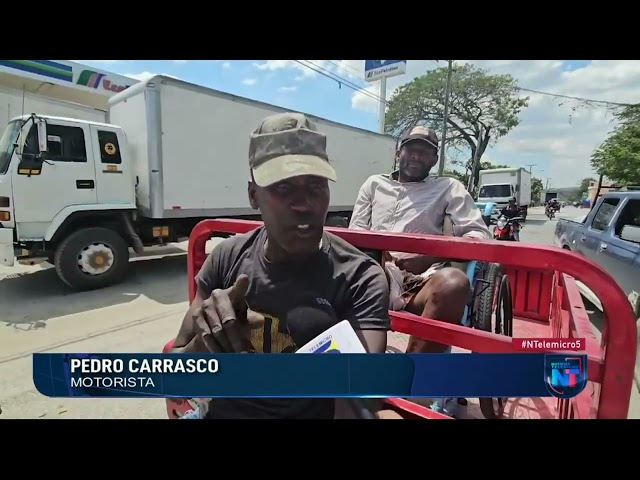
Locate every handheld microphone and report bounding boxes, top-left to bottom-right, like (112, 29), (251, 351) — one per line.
(285, 297), (377, 420)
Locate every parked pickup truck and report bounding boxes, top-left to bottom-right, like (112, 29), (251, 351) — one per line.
(554, 191), (640, 313)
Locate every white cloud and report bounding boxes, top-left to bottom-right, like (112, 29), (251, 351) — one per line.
(278, 86), (297, 92)
(253, 60), (332, 80)
(242, 78), (257, 86)
(222, 62), (231, 69)
(172, 60), (188, 65)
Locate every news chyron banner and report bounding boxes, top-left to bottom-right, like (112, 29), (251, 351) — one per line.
(32, 353), (588, 400)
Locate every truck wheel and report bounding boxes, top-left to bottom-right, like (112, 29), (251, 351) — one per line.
(54, 227), (130, 291)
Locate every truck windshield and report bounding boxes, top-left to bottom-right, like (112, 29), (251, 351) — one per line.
(479, 184), (511, 198)
(0, 121), (21, 175)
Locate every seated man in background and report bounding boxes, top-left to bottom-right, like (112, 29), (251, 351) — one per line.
(349, 126), (491, 416)
(349, 126), (491, 355)
(171, 112), (402, 419)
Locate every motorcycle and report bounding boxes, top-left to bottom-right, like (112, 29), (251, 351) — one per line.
(491, 215), (524, 241)
(545, 206), (557, 220)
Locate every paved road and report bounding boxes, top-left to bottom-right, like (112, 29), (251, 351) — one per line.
(1, 207), (637, 419)
(520, 204), (588, 245)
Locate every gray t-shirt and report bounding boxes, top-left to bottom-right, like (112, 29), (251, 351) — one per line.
(195, 225), (390, 419)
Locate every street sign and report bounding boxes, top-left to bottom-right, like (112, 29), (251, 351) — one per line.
(364, 60), (407, 82)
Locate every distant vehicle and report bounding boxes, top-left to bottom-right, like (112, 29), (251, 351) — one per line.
(554, 191), (640, 310)
(477, 167), (531, 219)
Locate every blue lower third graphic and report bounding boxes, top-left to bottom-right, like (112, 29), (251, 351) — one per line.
(544, 354), (588, 399)
(33, 353), (591, 399)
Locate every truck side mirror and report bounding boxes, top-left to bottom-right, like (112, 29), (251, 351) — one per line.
(36, 118), (48, 155)
(16, 116), (47, 158)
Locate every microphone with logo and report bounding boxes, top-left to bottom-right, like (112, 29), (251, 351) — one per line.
(285, 296), (377, 420)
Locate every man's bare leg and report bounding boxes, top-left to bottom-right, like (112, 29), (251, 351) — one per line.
(402, 267), (472, 416)
(403, 267), (471, 354)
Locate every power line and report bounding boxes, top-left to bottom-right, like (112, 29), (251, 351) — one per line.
(516, 86), (633, 107)
(326, 60), (361, 78)
(296, 60), (634, 109)
(294, 60), (384, 104)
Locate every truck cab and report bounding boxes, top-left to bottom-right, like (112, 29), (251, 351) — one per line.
(477, 183), (514, 209)
(0, 114), (136, 282)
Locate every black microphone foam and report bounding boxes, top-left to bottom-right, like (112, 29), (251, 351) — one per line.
(284, 295), (377, 420)
(285, 298), (338, 348)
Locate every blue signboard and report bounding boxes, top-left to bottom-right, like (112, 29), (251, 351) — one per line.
(364, 60), (407, 82)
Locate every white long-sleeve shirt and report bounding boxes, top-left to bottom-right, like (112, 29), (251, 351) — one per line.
(349, 172), (491, 242)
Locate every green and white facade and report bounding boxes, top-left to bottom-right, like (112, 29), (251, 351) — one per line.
(0, 60), (138, 125)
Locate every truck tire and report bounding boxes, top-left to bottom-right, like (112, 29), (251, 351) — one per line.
(54, 227), (130, 291)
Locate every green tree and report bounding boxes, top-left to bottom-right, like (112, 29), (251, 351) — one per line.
(579, 177), (596, 193)
(591, 104), (640, 185)
(531, 177), (543, 203)
(384, 63), (529, 183)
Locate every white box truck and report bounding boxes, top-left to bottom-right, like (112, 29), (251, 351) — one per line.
(477, 167), (532, 218)
(0, 75), (396, 290)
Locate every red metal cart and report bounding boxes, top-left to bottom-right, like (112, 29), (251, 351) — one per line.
(166, 218), (637, 420)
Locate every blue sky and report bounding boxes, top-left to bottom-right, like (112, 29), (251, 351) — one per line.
(79, 60), (640, 187)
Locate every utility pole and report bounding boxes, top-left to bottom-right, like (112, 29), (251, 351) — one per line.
(437, 60), (453, 175)
(467, 125), (483, 192)
(525, 163), (536, 174)
(545, 177), (551, 190)
(378, 76), (387, 134)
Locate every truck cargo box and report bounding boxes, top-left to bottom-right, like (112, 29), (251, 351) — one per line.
(108, 75), (396, 219)
(478, 167), (532, 207)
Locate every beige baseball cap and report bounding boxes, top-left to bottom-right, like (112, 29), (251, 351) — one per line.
(248, 112), (338, 187)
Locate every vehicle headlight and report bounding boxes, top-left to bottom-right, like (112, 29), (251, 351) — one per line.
(497, 220), (506, 228)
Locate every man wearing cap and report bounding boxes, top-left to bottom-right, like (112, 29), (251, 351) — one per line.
(170, 112), (401, 419)
(349, 126), (491, 356)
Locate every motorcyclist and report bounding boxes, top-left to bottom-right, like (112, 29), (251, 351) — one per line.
(500, 198), (519, 219)
(546, 198), (559, 217)
(497, 198), (521, 240)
